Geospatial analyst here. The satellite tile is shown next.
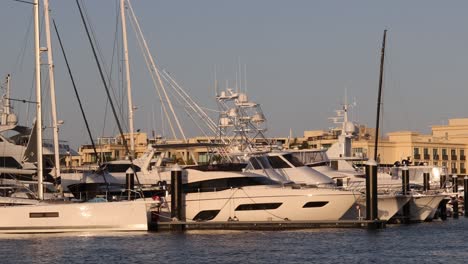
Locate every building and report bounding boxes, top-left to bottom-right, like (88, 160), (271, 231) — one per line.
(305, 118), (468, 176)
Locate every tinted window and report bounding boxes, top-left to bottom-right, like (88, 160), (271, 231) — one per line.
(0, 157), (21, 168)
(235, 203), (282, 211)
(104, 163), (141, 173)
(193, 210), (220, 221)
(303, 201), (329, 208)
(183, 176), (278, 193)
(282, 154), (304, 167)
(249, 157), (262, 170)
(267, 156), (291, 169)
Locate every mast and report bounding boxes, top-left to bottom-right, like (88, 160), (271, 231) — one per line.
(5, 74), (11, 115)
(33, 0), (44, 200)
(121, 0), (135, 158)
(373, 29), (387, 162)
(43, 0), (61, 187)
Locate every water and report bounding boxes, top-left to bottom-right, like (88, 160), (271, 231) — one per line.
(0, 219), (467, 264)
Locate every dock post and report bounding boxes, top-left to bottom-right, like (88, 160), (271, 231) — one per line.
(464, 176), (468, 217)
(125, 167), (135, 200)
(402, 166), (409, 195)
(365, 160), (378, 221)
(171, 165), (184, 220)
(401, 166), (410, 222)
(170, 165), (185, 231)
(423, 172), (430, 191)
(452, 174), (458, 193)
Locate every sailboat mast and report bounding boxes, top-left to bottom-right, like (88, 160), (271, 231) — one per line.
(43, 0), (61, 185)
(121, 0), (135, 158)
(33, 0), (44, 200)
(373, 29), (387, 162)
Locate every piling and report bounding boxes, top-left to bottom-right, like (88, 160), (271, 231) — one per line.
(423, 172), (430, 191)
(402, 166), (409, 195)
(401, 166), (410, 222)
(365, 160), (378, 221)
(452, 174), (458, 193)
(171, 165), (184, 230)
(125, 167), (135, 200)
(464, 176), (468, 217)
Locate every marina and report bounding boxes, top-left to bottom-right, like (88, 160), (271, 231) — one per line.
(0, 0), (468, 262)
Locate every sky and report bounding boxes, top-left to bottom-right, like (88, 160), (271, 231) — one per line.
(0, 0), (468, 148)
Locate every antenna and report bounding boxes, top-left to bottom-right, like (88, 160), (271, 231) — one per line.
(244, 64), (247, 93)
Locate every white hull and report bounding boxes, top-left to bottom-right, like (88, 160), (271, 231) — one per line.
(409, 194), (446, 222)
(342, 195), (410, 221)
(0, 201), (149, 234)
(160, 186), (357, 222)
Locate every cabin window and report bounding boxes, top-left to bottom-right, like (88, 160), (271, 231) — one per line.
(249, 157), (262, 170)
(30, 212), (59, 218)
(282, 154), (305, 167)
(235, 203), (282, 211)
(0, 157), (22, 169)
(183, 177), (278, 193)
(303, 201), (329, 208)
(268, 156), (291, 168)
(193, 210), (220, 221)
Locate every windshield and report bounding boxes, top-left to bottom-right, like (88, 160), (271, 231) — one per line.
(282, 154), (304, 167)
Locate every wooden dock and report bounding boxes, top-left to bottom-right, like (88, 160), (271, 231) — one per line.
(151, 219), (386, 231)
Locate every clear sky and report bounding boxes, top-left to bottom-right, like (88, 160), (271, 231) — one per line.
(1, 0), (468, 148)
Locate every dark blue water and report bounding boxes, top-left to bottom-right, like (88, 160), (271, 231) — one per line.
(0, 219), (467, 264)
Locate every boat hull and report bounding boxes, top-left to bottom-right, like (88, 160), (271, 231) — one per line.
(342, 195), (410, 221)
(159, 186), (357, 222)
(409, 194), (446, 222)
(0, 201), (148, 234)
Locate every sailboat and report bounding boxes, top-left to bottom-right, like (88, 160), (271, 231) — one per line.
(0, 0), (151, 234)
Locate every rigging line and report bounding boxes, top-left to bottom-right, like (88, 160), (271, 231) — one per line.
(126, 0), (186, 141)
(159, 71), (217, 135)
(52, 20), (100, 165)
(14, 12), (33, 74)
(80, 0), (124, 118)
(75, 0), (144, 196)
(51, 18), (114, 194)
(11, 0), (35, 5)
(161, 70), (219, 133)
(126, 7), (177, 139)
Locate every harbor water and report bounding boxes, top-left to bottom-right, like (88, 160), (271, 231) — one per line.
(0, 218), (467, 264)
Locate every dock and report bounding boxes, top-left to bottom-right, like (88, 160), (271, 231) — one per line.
(151, 220), (386, 231)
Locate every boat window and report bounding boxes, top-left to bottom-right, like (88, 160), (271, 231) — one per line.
(30, 212), (59, 218)
(193, 210), (220, 221)
(183, 176), (278, 193)
(103, 163), (141, 173)
(0, 157), (22, 169)
(248, 157), (262, 170)
(188, 163), (246, 172)
(282, 154), (305, 167)
(235, 203), (282, 211)
(303, 201), (329, 208)
(267, 156), (291, 169)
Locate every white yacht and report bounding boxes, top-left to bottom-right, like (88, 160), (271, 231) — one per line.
(154, 167), (358, 222)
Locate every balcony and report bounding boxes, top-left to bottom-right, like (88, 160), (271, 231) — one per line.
(414, 154), (421, 160)
(433, 155), (439, 160)
(442, 155), (448, 161)
(451, 155), (457, 160)
(424, 154), (430, 160)
(461, 155), (466, 161)
(461, 168), (466, 174)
